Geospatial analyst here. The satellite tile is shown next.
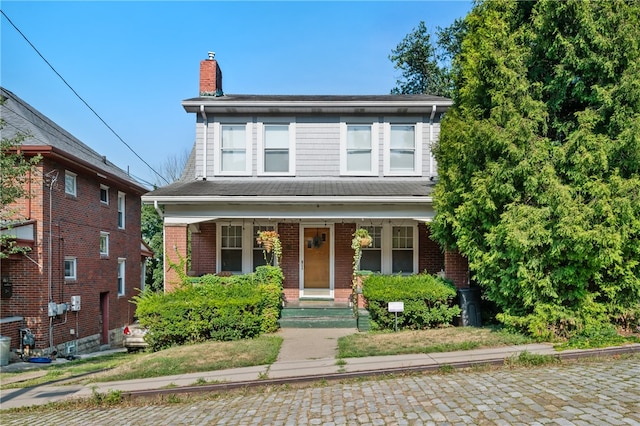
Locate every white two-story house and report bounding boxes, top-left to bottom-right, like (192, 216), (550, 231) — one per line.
(142, 54), (470, 304)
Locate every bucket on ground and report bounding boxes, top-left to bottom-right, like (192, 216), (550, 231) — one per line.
(0, 336), (11, 366)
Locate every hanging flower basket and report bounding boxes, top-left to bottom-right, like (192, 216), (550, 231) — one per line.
(358, 237), (371, 248)
(256, 230), (282, 264)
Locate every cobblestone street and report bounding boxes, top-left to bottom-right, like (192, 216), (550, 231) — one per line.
(2, 357), (639, 425)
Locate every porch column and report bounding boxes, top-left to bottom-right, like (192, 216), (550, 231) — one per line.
(444, 249), (470, 289)
(164, 224), (188, 292)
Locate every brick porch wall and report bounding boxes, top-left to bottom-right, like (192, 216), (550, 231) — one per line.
(278, 222), (299, 303)
(334, 223), (356, 303)
(164, 225), (188, 292)
(418, 223), (445, 274)
(190, 222), (216, 276)
(444, 249), (470, 289)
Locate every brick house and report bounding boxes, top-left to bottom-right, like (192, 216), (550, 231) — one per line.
(0, 87), (150, 358)
(142, 54), (469, 304)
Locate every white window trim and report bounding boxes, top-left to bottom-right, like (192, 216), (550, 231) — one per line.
(217, 221), (278, 273)
(100, 184), (109, 205)
(383, 120), (423, 176)
(117, 258), (126, 296)
(65, 171), (77, 196)
(117, 191), (125, 229)
(256, 120), (296, 176)
(340, 121), (379, 176)
(358, 222), (418, 275)
(213, 121), (253, 176)
(64, 257), (77, 280)
(100, 231), (109, 256)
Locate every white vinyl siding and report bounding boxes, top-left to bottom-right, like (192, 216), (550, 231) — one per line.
(295, 119), (340, 177)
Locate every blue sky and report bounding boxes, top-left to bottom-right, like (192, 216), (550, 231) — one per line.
(1, 1), (471, 187)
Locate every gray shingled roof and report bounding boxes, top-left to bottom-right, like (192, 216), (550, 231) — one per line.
(1, 87), (146, 192)
(144, 178), (435, 199)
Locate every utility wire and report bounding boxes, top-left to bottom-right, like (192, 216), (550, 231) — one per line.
(1, 9), (170, 186)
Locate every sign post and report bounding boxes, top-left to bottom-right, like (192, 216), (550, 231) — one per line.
(388, 301), (404, 332)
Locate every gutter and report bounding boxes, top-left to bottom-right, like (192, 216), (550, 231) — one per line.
(429, 104), (437, 177)
(200, 105), (208, 180)
(142, 195), (434, 204)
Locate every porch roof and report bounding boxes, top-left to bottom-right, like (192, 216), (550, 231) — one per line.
(143, 179), (435, 202)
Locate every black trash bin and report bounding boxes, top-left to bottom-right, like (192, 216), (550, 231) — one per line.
(458, 287), (482, 327)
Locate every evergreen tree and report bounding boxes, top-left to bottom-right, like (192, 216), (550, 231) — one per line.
(431, 0), (640, 338)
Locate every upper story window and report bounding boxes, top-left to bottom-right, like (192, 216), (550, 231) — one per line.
(214, 122), (252, 175)
(340, 123), (379, 176)
(64, 257), (77, 280)
(100, 184), (109, 204)
(65, 171), (77, 196)
(100, 232), (109, 256)
(258, 122), (295, 175)
(117, 258), (126, 296)
(384, 122), (422, 176)
(117, 192), (125, 229)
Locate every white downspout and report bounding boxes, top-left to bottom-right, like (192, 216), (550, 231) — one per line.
(429, 105), (437, 177)
(200, 104), (208, 180)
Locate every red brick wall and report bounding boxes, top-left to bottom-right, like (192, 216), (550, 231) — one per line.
(444, 249), (470, 289)
(1, 158), (143, 353)
(418, 223), (445, 274)
(278, 222), (299, 302)
(199, 58), (223, 95)
(334, 223), (355, 303)
(190, 222), (216, 276)
(164, 225), (188, 292)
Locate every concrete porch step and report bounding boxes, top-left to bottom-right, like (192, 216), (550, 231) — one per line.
(279, 305), (356, 328)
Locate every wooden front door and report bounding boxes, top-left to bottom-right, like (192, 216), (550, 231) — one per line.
(303, 227), (330, 289)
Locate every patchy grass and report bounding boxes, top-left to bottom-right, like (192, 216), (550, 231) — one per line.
(338, 326), (532, 358)
(82, 335), (282, 383)
(1, 335), (282, 389)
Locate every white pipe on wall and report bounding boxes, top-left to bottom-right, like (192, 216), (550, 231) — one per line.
(200, 105), (208, 180)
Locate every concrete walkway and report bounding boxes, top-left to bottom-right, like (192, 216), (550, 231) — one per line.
(1, 328), (639, 411)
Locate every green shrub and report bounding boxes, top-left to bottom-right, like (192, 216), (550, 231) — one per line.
(133, 266), (284, 350)
(362, 274), (461, 330)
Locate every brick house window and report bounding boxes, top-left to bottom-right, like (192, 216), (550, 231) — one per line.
(65, 171), (77, 196)
(100, 232), (109, 256)
(100, 184), (109, 204)
(64, 257), (77, 280)
(117, 192), (125, 229)
(117, 259), (126, 296)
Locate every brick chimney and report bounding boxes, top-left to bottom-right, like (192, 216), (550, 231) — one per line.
(199, 52), (223, 97)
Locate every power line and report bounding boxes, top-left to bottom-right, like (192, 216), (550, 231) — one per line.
(1, 9), (170, 186)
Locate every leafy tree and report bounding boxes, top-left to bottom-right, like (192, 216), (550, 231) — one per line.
(0, 116), (41, 258)
(389, 21), (452, 97)
(142, 148), (190, 291)
(431, 0), (640, 338)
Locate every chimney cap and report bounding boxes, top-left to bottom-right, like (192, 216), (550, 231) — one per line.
(208, 51), (215, 60)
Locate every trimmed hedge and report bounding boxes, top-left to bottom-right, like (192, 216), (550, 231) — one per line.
(363, 274), (461, 330)
(133, 266), (284, 351)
